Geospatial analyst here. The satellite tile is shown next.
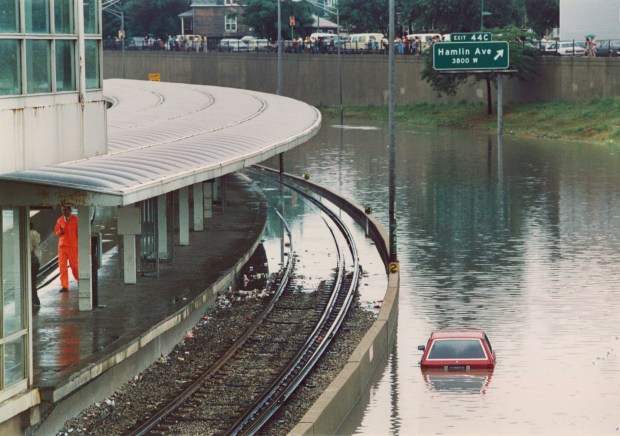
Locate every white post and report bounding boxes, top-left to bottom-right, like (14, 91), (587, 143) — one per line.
(157, 194), (168, 258)
(193, 183), (204, 231)
(77, 206), (92, 311)
(118, 205), (141, 284)
(123, 235), (136, 284)
(179, 187), (189, 245)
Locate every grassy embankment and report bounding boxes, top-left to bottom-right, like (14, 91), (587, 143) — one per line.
(320, 98), (620, 146)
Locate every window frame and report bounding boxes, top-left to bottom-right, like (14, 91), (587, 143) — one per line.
(225, 15), (237, 32)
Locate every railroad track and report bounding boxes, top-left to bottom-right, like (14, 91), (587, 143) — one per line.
(121, 172), (360, 435)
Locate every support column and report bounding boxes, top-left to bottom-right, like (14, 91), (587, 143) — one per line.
(193, 183), (204, 231)
(77, 206), (92, 311)
(157, 194), (167, 258)
(123, 235), (137, 284)
(203, 181), (213, 219)
(118, 205), (141, 284)
(179, 187), (189, 245)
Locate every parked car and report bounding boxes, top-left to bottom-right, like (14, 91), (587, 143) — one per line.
(544, 41), (585, 56)
(418, 329), (496, 370)
(217, 39), (248, 52)
(246, 38), (272, 52)
(125, 36), (147, 50)
(595, 40), (620, 57)
(343, 33), (384, 52)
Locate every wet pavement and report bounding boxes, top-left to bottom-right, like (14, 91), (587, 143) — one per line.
(31, 174), (266, 403)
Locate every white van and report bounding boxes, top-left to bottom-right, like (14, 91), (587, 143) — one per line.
(344, 33), (385, 52)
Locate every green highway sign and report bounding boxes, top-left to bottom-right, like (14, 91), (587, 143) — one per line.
(433, 41), (510, 71)
(450, 32), (492, 42)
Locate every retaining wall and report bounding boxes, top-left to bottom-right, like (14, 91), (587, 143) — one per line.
(103, 51), (620, 107)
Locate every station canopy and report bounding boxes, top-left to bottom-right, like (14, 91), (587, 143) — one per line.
(0, 79), (321, 207)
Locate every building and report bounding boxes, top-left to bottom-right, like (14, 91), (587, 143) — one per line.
(178, 0), (338, 48)
(0, 0), (104, 428)
(560, 0), (620, 40)
(181, 0), (251, 45)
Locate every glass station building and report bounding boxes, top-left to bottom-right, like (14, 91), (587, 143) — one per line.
(0, 0), (104, 430)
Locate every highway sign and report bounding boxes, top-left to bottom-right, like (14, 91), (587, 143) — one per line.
(433, 41), (510, 71)
(450, 32), (492, 42)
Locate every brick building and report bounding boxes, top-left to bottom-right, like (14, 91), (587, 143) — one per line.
(180, 0), (251, 47)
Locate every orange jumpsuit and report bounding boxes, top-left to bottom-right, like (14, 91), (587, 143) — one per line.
(55, 213), (79, 289)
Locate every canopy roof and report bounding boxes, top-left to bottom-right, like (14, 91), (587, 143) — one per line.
(0, 79), (321, 207)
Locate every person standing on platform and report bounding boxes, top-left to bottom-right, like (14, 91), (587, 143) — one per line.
(30, 222), (41, 306)
(55, 206), (79, 292)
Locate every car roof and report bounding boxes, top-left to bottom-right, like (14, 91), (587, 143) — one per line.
(429, 329), (487, 340)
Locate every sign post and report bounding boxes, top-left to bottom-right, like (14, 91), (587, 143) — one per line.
(433, 41), (509, 71)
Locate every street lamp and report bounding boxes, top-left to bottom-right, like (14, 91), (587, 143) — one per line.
(292, 0), (343, 122)
(102, 0), (126, 78)
(277, 0), (283, 95)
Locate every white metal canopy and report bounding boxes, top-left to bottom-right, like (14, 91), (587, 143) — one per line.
(0, 79), (322, 207)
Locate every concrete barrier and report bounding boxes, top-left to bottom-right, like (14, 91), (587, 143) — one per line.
(104, 51), (620, 107)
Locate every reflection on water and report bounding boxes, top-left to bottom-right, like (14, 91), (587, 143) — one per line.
(421, 369), (493, 394)
(264, 118), (620, 435)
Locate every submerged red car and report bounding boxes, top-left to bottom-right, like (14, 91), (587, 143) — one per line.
(418, 329), (496, 371)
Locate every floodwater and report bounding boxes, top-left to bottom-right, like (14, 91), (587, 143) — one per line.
(260, 118), (620, 435)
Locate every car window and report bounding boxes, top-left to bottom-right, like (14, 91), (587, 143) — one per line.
(427, 339), (487, 359)
(484, 334), (493, 355)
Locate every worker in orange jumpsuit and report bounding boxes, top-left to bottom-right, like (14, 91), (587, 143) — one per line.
(55, 206), (79, 292)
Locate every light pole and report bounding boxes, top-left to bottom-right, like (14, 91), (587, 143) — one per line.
(277, 0), (283, 95)
(293, 0), (342, 122)
(102, 0), (125, 78)
(388, 0), (397, 265)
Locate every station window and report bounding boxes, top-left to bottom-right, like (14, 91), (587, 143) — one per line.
(26, 40), (52, 94)
(0, 0), (101, 97)
(56, 40), (76, 91)
(0, 0), (19, 33)
(54, 0), (75, 34)
(85, 39), (100, 89)
(225, 15), (237, 31)
(0, 208), (27, 390)
(0, 40), (21, 96)
(83, 0), (99, 34)
(25, 0), (51, 34)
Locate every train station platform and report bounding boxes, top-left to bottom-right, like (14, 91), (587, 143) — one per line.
(29, 173), (267, 435)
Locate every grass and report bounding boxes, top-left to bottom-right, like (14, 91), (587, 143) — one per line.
(318, 98), (620, 146)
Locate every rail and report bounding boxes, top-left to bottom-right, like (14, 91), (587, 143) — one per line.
(228, 170), (360, 434)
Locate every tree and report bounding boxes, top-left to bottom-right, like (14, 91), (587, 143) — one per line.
(339, 0), (390, 34)
(120, 0), (188, 39)
(421, 25), (539, 115)
(242, 0), (314, 41)
(523, 0), (559, 37)
(403, 0), (526, 34)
